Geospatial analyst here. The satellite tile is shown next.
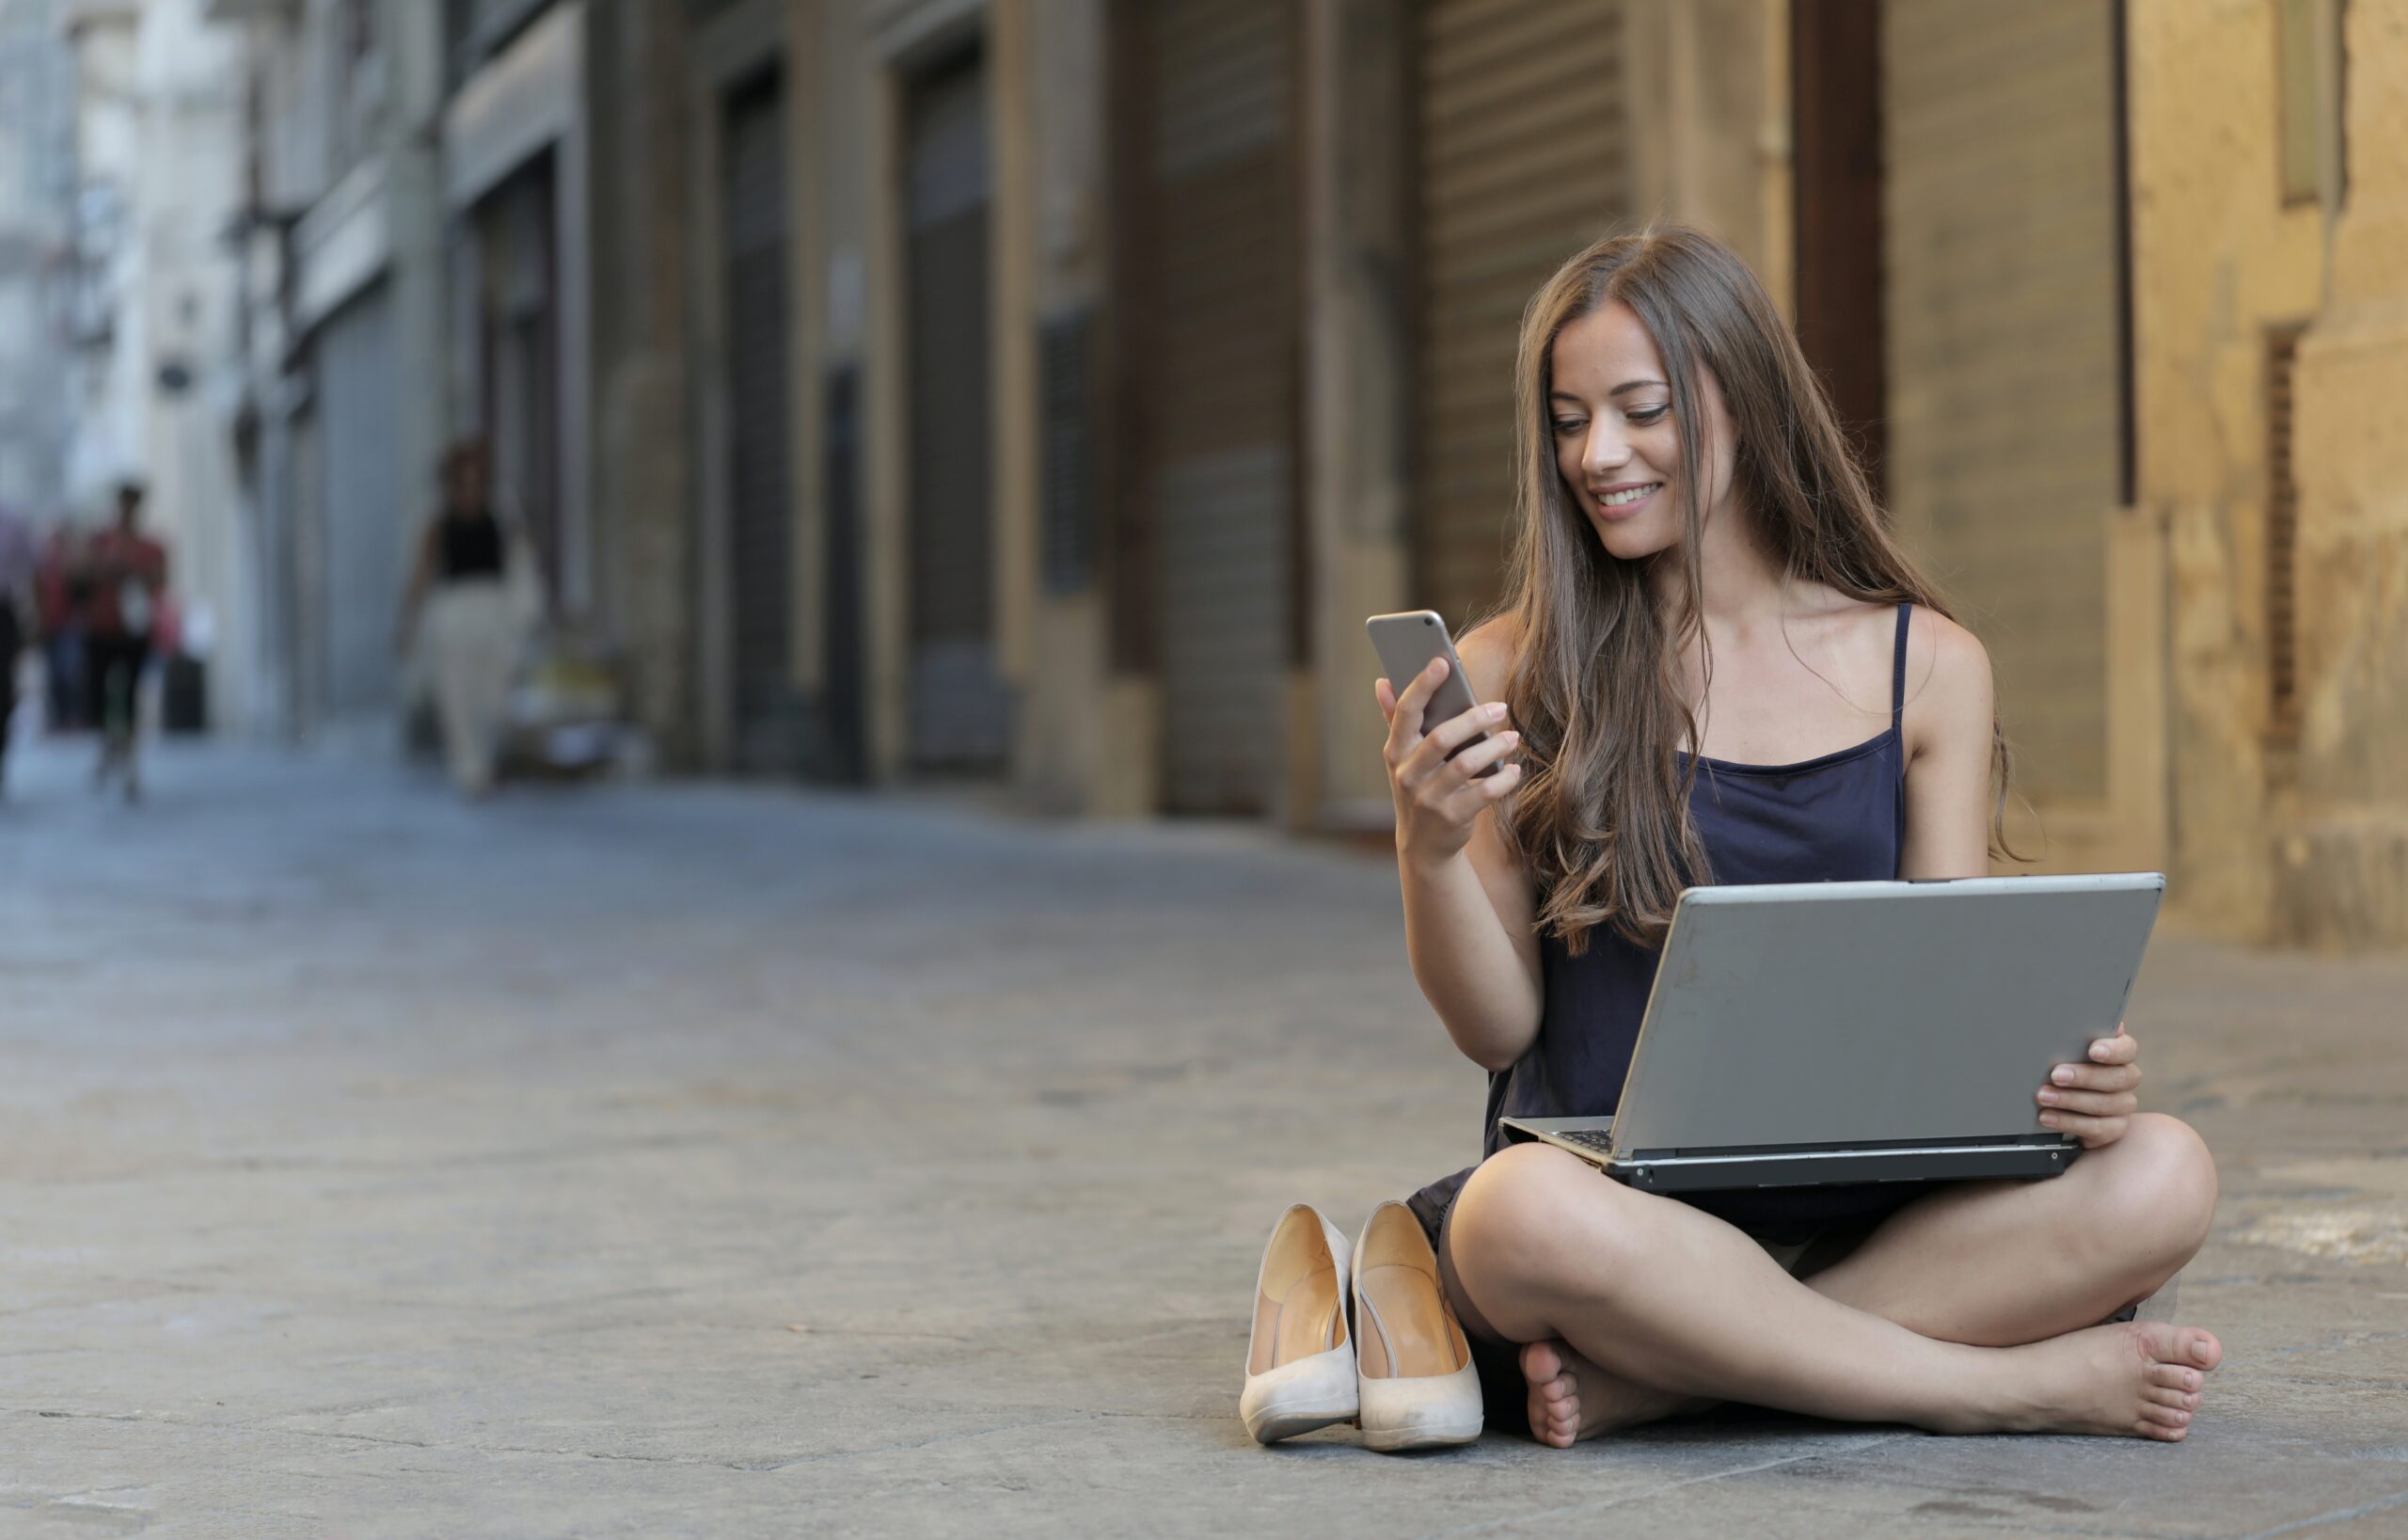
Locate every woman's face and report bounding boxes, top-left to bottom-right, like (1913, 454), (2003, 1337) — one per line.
(1547, 300), (1736, 563)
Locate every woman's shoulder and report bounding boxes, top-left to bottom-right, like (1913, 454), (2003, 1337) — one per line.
(1803, 593), (1988, 690)
(1456, 611), (1526, 700)
(1899, 602), (1989, 694)
(1895, 601), (1992, 758)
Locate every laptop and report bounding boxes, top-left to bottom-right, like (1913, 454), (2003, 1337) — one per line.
(1499, 872), (2163, 1193)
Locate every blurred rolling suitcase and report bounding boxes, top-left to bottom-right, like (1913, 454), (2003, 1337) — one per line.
(163, 653), (207, 733)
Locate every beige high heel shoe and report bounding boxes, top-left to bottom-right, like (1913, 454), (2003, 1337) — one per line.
(1240, 1204), (1358, 1444)
(1353, 1200), (1482, 1451)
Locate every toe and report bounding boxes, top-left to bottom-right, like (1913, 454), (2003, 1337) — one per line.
(2181, 1328), (2223, 1371)
(1533, 1404), (1574, 1448)
(2144, 1385), (2198, 1411)
(2146, 1361), (2202, 1393)
(1520, 1340), (1565, 1383)
(2141, 1403), (2192, 1430)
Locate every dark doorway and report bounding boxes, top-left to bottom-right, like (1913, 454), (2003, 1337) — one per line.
(1790, 0), (1886, 506)
(903, 44), (1008, 775)
(723, 67), (800, 773)
(478, 151), (561, 599)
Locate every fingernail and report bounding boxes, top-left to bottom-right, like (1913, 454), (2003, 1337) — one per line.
(2039, 1112), (2060, 1126)
(1500, 730), (1520, 746)
(2037, 1088), (2058, 1104)
(2052, 1066), (2077, 1085)
(1484, 703), (1507, 721)
(2092, 1041), (2114, 1059)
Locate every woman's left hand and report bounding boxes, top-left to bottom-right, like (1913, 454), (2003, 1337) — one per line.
(2036, 1022), (2142, 1149)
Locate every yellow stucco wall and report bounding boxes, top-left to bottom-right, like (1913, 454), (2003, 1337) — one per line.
(2128, 0), (2328, 938)
(2282, 0), (2408, 945)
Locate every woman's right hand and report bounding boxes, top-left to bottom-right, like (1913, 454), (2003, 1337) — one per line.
(1376, 659), (1522, 869)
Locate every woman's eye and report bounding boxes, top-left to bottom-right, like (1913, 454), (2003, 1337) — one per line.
(1627, 406), (1670, 425)
(1551, 419), (1584, 436)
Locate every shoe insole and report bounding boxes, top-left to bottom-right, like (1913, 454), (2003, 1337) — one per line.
(1357, 1262), (1465, 1380)
(1257, 1270), (1342, 1372)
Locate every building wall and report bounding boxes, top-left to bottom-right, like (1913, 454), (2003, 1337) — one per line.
(969, 0), (1788, 831)
(2282, 0), (2408, 945)
(157, 0), (2408, 945)
(584, 0), (692, 762)
(2129, 0), (2338, 940)
(0, 0), (75, 522)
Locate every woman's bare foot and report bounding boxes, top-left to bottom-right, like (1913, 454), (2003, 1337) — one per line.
(1519, 1339), (1715, 1448)
(1947, 1321), (2222, 1441)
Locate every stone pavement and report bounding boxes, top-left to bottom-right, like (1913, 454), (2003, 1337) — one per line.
(0, 737), (2404, 1539)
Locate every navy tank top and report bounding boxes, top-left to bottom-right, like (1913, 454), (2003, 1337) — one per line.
(1407, 602), (1918, 1246)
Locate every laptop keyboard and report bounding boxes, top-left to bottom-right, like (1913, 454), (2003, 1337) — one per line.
(1551, 1128), (1617, 1155)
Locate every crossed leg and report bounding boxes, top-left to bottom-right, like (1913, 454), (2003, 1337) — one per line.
(1441, 1113), (2222, 1445)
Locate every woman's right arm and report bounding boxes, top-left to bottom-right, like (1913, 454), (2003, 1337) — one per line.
(1379, 621), (1544, 1073)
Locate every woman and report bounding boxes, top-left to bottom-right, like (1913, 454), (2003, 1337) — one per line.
(396, 440), (536, 798)
(1381, 227), (2219, 1445)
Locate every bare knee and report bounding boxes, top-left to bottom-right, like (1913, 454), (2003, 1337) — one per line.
(1446, 1143), (1634, 1336)
(2083, 1113), (2218, 1279)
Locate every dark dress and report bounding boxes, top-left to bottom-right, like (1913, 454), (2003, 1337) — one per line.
(1407, 603), (1923, 1428)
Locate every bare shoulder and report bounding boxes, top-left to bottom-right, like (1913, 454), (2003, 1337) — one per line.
(1904, 605), (1993, 756)
(1909, 606), (1991, 693)
(1456, 611), (1526, 702)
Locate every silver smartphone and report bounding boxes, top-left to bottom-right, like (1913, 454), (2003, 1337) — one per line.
(1365, 610), (1497, 773)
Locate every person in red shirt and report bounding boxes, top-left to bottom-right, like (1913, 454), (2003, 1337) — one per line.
(85, 482), (167, 802)
(35, 524), (87, 730)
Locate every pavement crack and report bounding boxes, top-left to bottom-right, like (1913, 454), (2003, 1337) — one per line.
(1410, 1433), (1918, 1537)
(2238, 1484), (2408, 1539)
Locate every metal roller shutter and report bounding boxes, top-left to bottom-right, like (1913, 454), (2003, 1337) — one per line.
(317, 282), (402, 718)
(1883, 0), (2118, 802)
(1131, 0), (1298, 816)
(725, 71), (798, 774)
(905, 50), (1008, 773)
(1414, 0), (1628, 633)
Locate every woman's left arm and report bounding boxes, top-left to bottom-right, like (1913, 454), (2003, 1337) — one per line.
(1896, 611), (1994, 881)
(1897, 611), (2141, 1148)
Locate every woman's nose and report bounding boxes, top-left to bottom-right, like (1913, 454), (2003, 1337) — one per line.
(1584, 424), (1632, 478)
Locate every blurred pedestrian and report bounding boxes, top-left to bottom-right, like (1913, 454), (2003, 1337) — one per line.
(85, 482), (167, 802)
(396, 439), (539, 798)
(36, 523), (87, 730)
(0, 503), (31, 796)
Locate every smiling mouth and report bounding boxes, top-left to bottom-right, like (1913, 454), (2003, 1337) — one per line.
(1592, 483), (1663, 515)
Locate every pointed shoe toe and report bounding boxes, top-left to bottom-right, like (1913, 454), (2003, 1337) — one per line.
(1240, 1203), (1359, 1444)
(1353, 1200), (1482, 1452)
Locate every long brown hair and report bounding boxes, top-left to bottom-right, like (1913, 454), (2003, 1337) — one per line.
(1491, 225), (2016, 954)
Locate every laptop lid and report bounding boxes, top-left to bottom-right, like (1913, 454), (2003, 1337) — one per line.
(1609, 873), (2162, 1157)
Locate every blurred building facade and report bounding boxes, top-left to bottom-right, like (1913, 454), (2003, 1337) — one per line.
(0, 0), (76, 519)
(50, 0), (254, 722)
(40, 0), (2397, 948)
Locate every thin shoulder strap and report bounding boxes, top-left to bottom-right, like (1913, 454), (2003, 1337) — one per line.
(1891, 601), (1912, 732)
